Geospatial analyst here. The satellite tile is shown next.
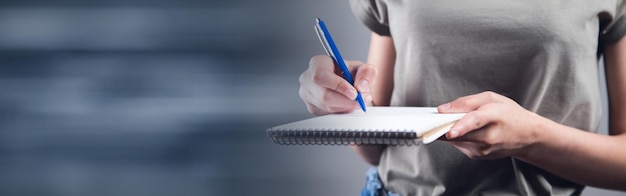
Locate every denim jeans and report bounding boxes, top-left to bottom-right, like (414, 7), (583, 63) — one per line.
(360, 167), (399, 196)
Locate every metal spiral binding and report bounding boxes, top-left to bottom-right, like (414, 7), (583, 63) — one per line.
(266, 128), (421, 146)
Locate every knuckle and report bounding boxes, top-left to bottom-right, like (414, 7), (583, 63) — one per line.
(482, 103), (498, 111)
(306, 104), (323, 116)
(309, 55), (326, 68)
(369, 65), (378, 82)
(467, 153), (480, 160)
(326, 106), (341, 114)
(454, 97), (469, 108)
(465, 113), (482, 128)
(325, 105), (339, 114)
(335, 81), (350, 93)
(483, 91), (498, 100)
(298, 87), (307, 99)
(321, 89), (335, 103)
(354, 63), (368, 73)
(346, 61), (362, 73)
(471, 146), (489, 158)
(346, 60), (363, 68)
(298, 72), (307, 84)
(358, 66), (377, 83)
(483, 130), (499, 146)
(305, 104), (315, 113)
(325, 106), (335, 113)
(345, 61), (357, 70)
(312, 71), (326, 85)
(477, 149), (490, 157)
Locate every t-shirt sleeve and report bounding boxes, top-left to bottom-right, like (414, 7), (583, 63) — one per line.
(602, 1), (626, 43)
(349, 0), (391, 36)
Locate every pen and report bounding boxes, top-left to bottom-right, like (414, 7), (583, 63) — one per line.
(314, 18), (367, 112)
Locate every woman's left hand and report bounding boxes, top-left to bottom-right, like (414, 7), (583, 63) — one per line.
(437, 91), (547, 159)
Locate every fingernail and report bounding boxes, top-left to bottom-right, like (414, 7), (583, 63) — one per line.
(438, 103), (451, 110)
(366, 95), (373, 103)
(358, 80), (369, 93)
(448, 130), (459, 139)
(346, 89), (358, 99)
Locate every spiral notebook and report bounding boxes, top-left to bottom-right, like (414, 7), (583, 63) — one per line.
(266, 107), (465, 146)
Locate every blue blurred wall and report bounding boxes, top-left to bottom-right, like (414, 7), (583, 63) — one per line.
(0, 0), (622, 195)
(0, 0), (373, 195)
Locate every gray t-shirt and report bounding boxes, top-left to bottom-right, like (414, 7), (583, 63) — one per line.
(350, 0), (626, 195)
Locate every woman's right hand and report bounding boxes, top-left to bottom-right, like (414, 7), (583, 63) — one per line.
(299, 55), (376, 115)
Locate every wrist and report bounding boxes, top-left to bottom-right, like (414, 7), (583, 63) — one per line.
(515, 113), (556, 161)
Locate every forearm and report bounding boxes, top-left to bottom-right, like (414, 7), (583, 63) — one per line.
(348, 33), (395, 166)
(516, 118), (626, 190)
(367, 32), (395, 106)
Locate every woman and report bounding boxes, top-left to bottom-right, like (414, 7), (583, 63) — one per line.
(299, 0), (626, 195)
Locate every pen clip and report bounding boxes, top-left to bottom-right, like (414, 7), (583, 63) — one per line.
(314, 19), (332, 57)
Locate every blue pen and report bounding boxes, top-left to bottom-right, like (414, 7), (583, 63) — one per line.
(315, 18), (367, 112)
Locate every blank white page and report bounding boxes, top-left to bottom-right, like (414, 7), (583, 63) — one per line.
(269, 107), (465, 142)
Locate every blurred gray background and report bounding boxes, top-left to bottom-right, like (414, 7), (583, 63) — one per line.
(0, 0), (623, 195)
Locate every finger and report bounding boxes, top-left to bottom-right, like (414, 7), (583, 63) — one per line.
(309, 55), (361, 100)
(305, 102), (357, 115)
(312, 70), (358, 100)
(303, 72), (359, 107)
(449, 125), (492, 143)
(446, 104), (498, 139)
(302, 61), (358, 101)
(448, 141), (480, 158)
(304, 102), (325, 116)
(437, 91), (503, 113)
(309, 55), (336, 73)
(319, 88), (361, 108)
(303, 87), (358, 114)
(301, 68), (363, 110)
(449, 139), (510, 160)
(308, 81), (372, 108)
(353, 64), (377, 94)
(310, 55), (347, 79)
(300, 87), (328, 116)
(345, 60), (362, 74)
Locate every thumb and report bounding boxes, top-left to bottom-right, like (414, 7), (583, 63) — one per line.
(437, 91), (502, 113)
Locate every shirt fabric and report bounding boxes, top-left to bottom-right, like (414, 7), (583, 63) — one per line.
(349, 0), (626, 195)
